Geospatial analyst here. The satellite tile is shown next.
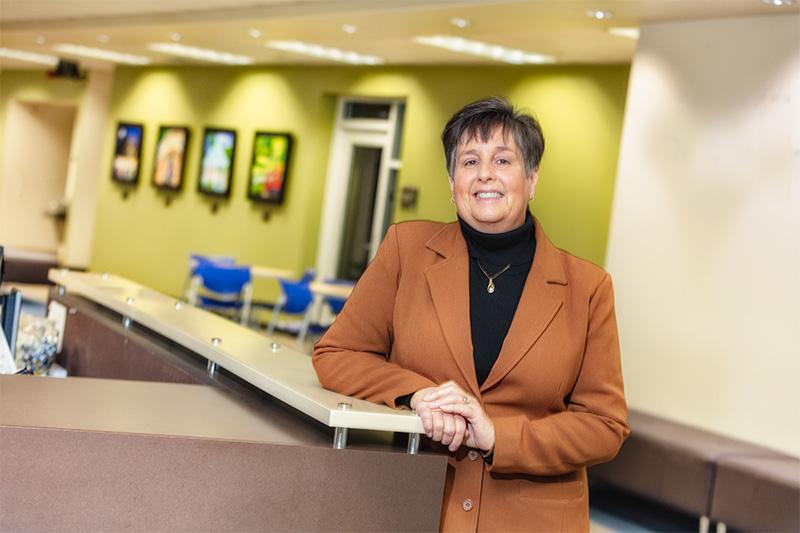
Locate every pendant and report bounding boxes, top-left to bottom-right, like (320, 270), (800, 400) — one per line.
(487, 280), (495, 293)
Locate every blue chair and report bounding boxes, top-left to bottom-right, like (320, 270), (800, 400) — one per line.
(293, 278), (354, 350)
(182, 254), (236, 300)
(266, 270), (314, 337)
(187, 263), (253, 326)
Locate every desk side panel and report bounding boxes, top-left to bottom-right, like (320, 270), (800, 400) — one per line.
(0, 426), (445, 532)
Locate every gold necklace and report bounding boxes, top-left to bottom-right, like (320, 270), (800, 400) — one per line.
(476, 261), (511, 294)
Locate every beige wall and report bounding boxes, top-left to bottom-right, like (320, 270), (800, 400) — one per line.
(0, 69), (112, 267)
(61, 70), (113, 267)
(0, 101), (75, 253)
(606, 15), (800, 456)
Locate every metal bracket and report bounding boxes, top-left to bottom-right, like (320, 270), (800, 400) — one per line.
(333, 402), (352, 449)
(407, 432), (420, 455)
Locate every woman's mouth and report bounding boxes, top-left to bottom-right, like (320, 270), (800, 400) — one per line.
(475, 191), (503, 199)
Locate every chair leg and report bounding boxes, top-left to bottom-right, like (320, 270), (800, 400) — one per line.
(296, 301), (316, 351)
(267, 299), (284, 336)
(186, 276), (201, 306)
(699, 516), (710, 533)
(240, 282), (253, 327)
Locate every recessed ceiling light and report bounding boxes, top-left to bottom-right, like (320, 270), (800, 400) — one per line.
(97, 34), (111, 43)
(148, 43), (253, 65)
(341, 24), (358, 34)
(413, 36), (556, 64)
(248, 28), (262, 38)
(170, 32), (182, 42)
(761, 0), (795, 5)
(0, 47), (59, 66)
(266, 40), (383, 65)
(450, 17), (470, 29)
(35, 35), (46, 45)
(586, 9), (613, 20)
(53, 44), (150, 65)
(608, 27), (640, 39)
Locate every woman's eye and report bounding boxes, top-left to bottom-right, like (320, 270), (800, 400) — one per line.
(495, 158), (510, 165)
(463, 159), (478, 167)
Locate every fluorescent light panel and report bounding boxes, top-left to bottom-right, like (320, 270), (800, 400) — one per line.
(608, 27), (640, 40)
(267, 40), (383, 65)
(414, 36), (555, 64)
(53, 44), (150, 65)
(586, 9), (613, 20)
(0, 47), (58, 66)
(148, 43), (253, 65)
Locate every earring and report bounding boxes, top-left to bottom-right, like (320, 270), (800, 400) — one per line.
(450, 196), (455, 204)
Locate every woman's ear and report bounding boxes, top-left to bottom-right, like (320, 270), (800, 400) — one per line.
(529, 170), (539, 199)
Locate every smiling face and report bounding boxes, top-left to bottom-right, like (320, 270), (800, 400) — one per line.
(450, 127), (538, 234)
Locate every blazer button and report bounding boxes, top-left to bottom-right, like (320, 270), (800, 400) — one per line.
(462, 498), (473, 512)
(467, 450), (480, 461)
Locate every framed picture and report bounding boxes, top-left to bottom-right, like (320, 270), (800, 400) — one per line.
(198, 128), (236, 197)
(247, 131), (293, 204)
(111, 122), (144, 184)
(152, 125), (190, 190)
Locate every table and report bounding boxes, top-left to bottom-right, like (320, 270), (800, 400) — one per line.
(295, 280), (355, 349)
(250, 265), (295, 280)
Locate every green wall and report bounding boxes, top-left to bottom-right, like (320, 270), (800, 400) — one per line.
(88, 64), (628, 299)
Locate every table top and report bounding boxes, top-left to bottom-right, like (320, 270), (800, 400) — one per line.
(0, 374), (331, 446)
(48, 269), (423, 434)
(250, 265), (295, 280)
(309, 281), (355, 300)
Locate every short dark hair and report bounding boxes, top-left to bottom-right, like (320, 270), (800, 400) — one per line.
(441, 96), (545, 177)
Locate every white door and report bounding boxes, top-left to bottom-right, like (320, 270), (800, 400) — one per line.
(316, 98), (403, 282)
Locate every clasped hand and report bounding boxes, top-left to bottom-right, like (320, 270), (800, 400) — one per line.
(410, 380), (495, 454)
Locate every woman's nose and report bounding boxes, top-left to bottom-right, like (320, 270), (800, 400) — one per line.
(477, 161), (493, 181)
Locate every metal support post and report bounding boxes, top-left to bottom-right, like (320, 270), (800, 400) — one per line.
(332, 402), (352, 449)
(333, 427), (348, 449)
(407, 432), (420, 455)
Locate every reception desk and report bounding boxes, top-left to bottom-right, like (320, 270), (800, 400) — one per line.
(0, 271), (447, 531)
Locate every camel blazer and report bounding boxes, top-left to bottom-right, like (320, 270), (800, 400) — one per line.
(313, 218), (629, 532)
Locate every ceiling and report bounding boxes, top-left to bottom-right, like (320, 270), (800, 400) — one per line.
(1, 0), (797, 69)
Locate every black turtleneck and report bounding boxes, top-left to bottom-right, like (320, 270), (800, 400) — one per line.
(458, 212), (536, 387)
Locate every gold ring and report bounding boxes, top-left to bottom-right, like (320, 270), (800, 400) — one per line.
(462, 396), (470, 405)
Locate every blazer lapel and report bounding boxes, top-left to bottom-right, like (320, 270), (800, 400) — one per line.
(480, 219), (567, 392)
(424, 224), (481, 398)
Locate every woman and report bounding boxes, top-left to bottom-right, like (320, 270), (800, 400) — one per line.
(313, 97), (629, 532)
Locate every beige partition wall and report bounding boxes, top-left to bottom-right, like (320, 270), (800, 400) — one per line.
(605, 14), (800, 456)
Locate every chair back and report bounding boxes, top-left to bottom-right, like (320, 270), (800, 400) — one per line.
(189, 254), (236, 274)
(277, 277), (313, 314)
(196, 263), (251, 295)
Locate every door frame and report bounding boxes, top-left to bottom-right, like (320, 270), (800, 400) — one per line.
(315, 97), (403, 281)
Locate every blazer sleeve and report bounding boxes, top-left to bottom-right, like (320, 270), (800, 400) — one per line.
(488, 274), (630, 476)
(312, 225), (438, 408)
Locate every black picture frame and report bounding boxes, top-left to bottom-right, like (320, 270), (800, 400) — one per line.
(111, 122), (144, 184)
(247, 131), (293, 205)
(197, 127), (237, 197)
(152, 125), (190, 191)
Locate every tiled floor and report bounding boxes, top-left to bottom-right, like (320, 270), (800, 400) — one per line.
(589, 486), (701, 532)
